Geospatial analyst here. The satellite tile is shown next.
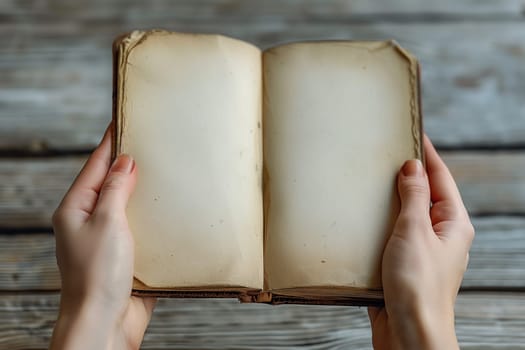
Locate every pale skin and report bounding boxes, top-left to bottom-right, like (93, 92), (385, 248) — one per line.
(50, 123), (156, 350)
(50, 125), (473, 350)
(368, 135), (474, 349)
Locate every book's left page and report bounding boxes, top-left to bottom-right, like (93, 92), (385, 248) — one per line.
(114, 30), (264, 290)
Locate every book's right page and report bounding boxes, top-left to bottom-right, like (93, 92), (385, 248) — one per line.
(263, 41), (421, 292)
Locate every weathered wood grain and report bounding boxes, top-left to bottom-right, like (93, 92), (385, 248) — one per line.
(0, 2), (522, 349)
(445, 151), (525, 215)
(1, 217), (523, 291)
(0, 157), (84, 228)
(1, 292), (524, 349)
(1, 21), (524, 151)
(466, 217), (525, 288)
(1, 152), (523, 228)
(0, 233), (58, 290)
(1, 0), (524, 19)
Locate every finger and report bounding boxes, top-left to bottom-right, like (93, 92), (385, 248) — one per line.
(397, 159), (431, 225)
(424, 135), (465, 213)
(127, 296), (157, 340)
(53, 124), (113, 230)
(94, 154), (136, 216)
(59, 124), (113, 210)
(367, 306), (380, 323)
(139, 297), (157, 332)
(143, 297), (157, 318)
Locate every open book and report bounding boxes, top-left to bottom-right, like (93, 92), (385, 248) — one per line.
(112, 30), (422, 306)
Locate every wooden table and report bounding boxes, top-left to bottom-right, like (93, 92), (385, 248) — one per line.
(1, 1), (525, 348)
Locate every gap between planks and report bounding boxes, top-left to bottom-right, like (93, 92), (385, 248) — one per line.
(0, 291), (524, 350)
(1, 0), (525, 19)
(0, 216), (523, 291)
(1, 152), (524, 229)
(2, 22), (525, 150)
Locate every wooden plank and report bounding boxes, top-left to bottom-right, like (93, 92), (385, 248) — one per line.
(0, 233), (58, 290)
(1, 292), (524, 349)
(0, 157), (84, 228)
(1, 22), (525, 151)
(445, 151), (525, 215)
(0, 152), (523, 228)
(465, 217), (525, 288)
(455, 292), (525, 349)
(1, 0), (524, 19)
(1, 217), (523, 291)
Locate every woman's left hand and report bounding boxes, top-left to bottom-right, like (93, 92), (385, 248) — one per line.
(50, 123), (156, 350)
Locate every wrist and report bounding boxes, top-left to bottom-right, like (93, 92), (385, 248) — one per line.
(389, 296), (459, 350)
(50, 294), (122, 350)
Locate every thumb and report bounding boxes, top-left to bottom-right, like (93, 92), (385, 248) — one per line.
(396, 159), (431, 228)
(95, 154), (136, 214)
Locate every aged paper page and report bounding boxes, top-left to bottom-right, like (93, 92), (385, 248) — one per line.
(263, 41), (420, 290)
(119, 31), (263, 288)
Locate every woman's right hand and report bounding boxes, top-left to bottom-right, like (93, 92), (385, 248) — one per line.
(368, 135), (475, 350)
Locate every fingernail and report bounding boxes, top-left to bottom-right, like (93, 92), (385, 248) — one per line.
(110, 154), (134, 174)
(401, 159), (423, 177)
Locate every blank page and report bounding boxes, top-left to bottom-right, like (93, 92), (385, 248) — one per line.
(118, 31), (263, 289)
(263, 41), (421, 290)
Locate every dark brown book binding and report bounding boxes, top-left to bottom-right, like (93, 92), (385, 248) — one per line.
(111, 31), (423, 307)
